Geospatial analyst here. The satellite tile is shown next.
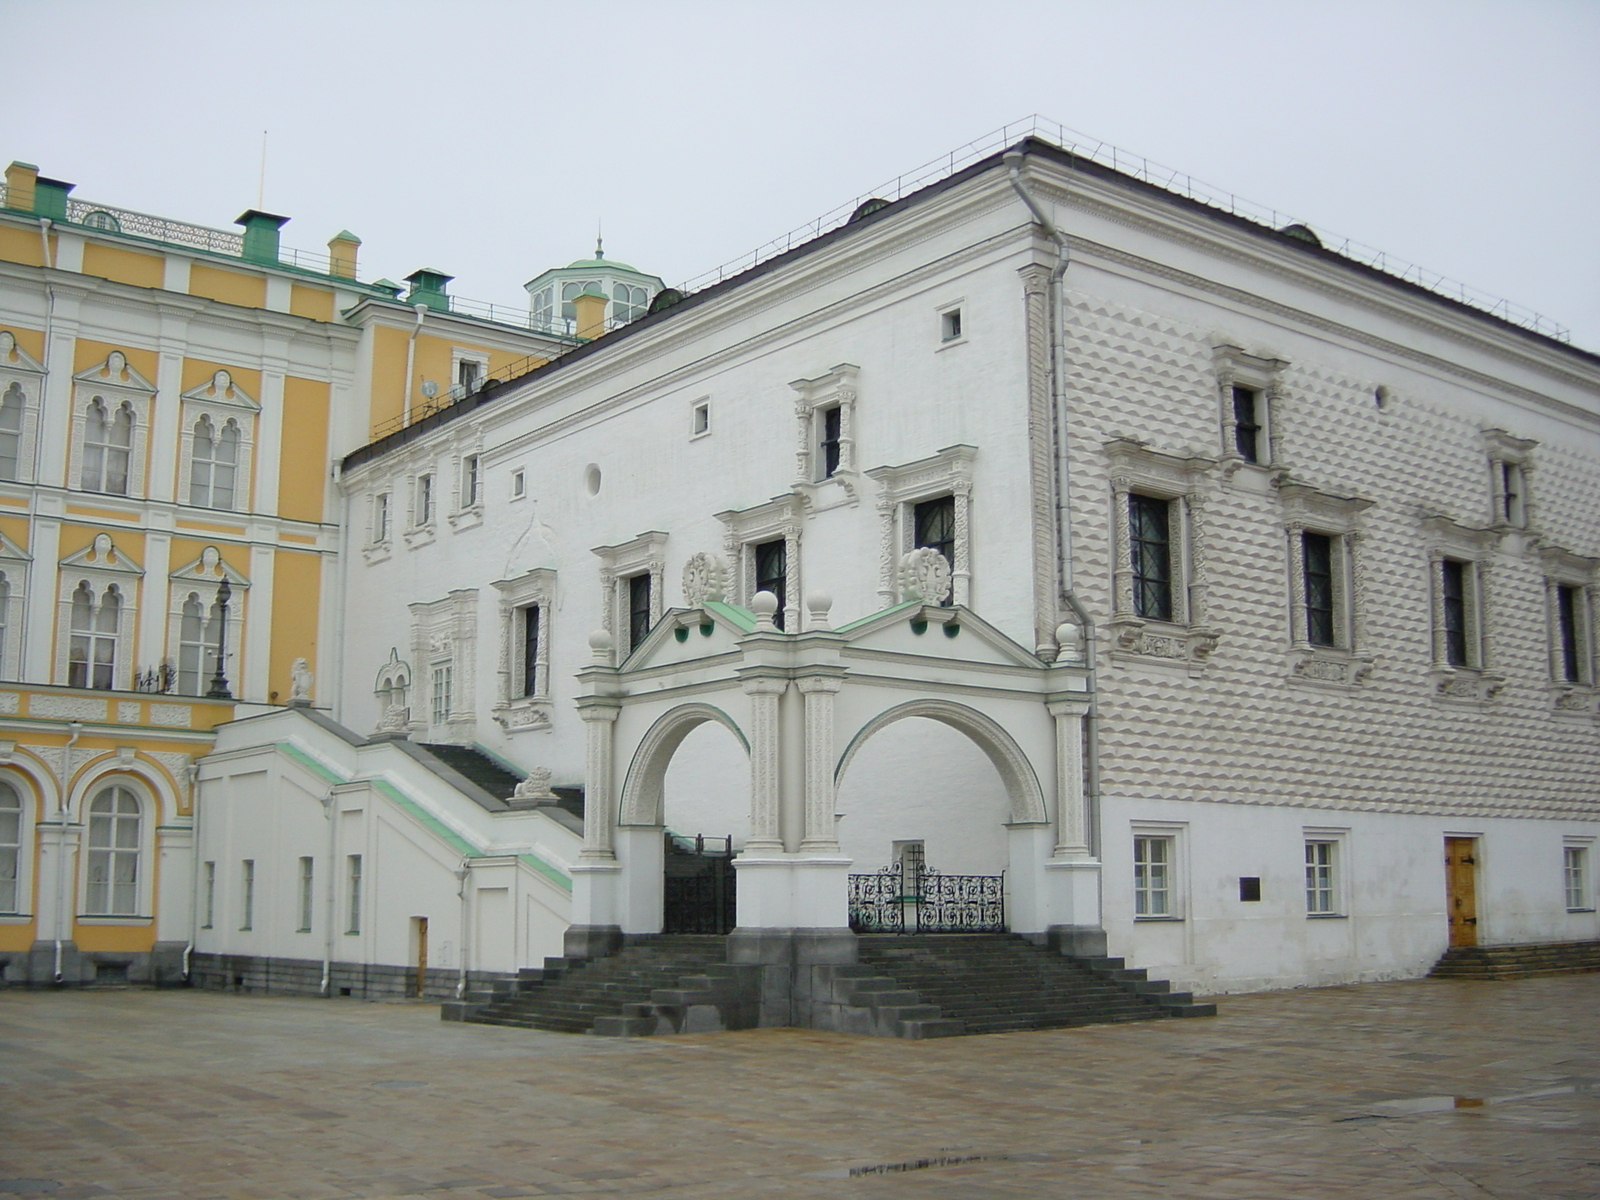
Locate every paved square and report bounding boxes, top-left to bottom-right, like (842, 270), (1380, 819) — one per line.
(1, 976), (1596, 1198)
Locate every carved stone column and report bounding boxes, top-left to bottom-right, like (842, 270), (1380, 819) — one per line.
(793, 394), (813, 485)
(1587, 584), (1600, 685)
(876, 494), (898, 607)
(742, 675), (787, 852)
(577, 700), (620, 860)
(797, 673), (843, 852)
(1048, 700), (1092, 859)
(1216, 366), (1237, 460)
(1019, 262), (1058, 652)
(1428, 549), (1449, 670)
(951, 481), (972, 607)
(1476, 558), (1495, 671)
(1265, 381), (1287, 466)
(1546, 577), (1564, 681)
(782, 520), (802, 633)
(1286, 522), (1309, 650)
(1110, 475), (1134, 619)
(1185, 491), (1210, 628)
(1348, 530), (1369, 656)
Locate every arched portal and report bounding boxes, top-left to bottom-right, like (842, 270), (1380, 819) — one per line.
(618, 702), (748, 828)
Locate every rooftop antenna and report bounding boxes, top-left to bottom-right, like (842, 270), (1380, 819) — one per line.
(256, 130), (268, 210)
(595, 219), (604, 261)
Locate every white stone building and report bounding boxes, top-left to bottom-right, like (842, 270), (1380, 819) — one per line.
(192, 131), (1600, 1012)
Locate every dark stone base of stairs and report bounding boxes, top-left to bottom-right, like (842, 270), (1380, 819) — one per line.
(851, 934), (1214, 1035)
(1429, 940), (1600, 980)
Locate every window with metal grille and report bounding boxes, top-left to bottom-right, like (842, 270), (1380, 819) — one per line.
(1133, 836), (1171, 916)
(754, 539), (786, 630)
(86, 787), (140, 915)
(1305, 841), (1336, 914)
(626, 573), (653, 652)
(521, 605), (541, 697)
(68, 582), (119, 690)
(1303, 532), (1336, 647)
(1232, 385), (1262, 462)
(1557, 584), (1583, 683)
(1129, 494), (1174, 622)
(1441, 558), (1470, 667)
(819, 405), (842, 479)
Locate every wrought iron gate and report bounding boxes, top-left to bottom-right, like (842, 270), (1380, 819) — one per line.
(848, 852), (1005, 934)
(662, 832), (737, 934)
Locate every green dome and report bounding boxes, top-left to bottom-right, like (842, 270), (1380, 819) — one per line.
(564, 255), (638, 273)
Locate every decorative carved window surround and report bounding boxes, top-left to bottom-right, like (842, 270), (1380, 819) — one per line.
(56, 533), (143, 690)
(0, 530), (32, 681)
(791, 363), (860, 511)
(1540, 545), (1600, 718)
(593, 531), (668, 661)
(447, 430), (485, 532)
(0, 331), (45, 484)
(491, 567), (556, 733)
(1278, 482), (1375, 690)
(178, 370), (258, 513)
(408, 590), (477, 743)
(363, 490), (393, 565)
(403, 462), (439, 549)
(69, 352), (153, 497)
(1420, 514), (1503, 705)
(166, 547), (249, 697)
(1212, 343), (1289, 476)
(716, 493), (804, 631)
(866, 444), (976, 610)
(1480, 428), (1539, 535)
(1104, 438), (1219, 674)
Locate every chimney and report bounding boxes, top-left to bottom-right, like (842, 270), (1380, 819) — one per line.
(234, 210), (290, 264)
(572, 286), (608, 340)
(403, 267), (453, 313)
(3, 162), (37, 213)
(328, 230), (361, 280)
(33, 175), (74, 221)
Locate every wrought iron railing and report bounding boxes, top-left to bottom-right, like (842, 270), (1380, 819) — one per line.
(663, 832), (736, 935)
(848, 860), (1005, 934)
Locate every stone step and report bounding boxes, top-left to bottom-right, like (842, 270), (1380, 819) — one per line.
(1428, 940), (1600, 980)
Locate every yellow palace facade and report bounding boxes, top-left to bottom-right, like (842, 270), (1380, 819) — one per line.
(0, 161), (574, 984)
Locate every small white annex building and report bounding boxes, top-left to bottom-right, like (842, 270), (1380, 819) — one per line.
(189, 125), (1600, 1015)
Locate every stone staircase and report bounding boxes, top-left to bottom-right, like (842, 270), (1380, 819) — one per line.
(415, 743), (585, 820)
(1428, 940), (1600, 980)
(854, 934), (1215, 1034)
(444, 935), (754, 1034)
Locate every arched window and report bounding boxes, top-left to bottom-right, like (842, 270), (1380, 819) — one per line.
(0, 780), (21, 914)
(83, 398), (133, 494)
(86, 785), (140, 915)
(68, 582), (120, 690)
(190, 416), (240, 510)
(0, 382), (24, 480)
(177, 591), (221, 695)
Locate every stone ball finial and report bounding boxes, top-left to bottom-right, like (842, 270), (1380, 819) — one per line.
(750, 590), (780, 631)
(805, 589), (833, 630)
(589, 629), (614, 663)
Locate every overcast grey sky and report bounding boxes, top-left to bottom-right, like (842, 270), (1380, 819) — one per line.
(5, 0), (1598, 350)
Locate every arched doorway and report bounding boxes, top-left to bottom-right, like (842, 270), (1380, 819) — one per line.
(617, 704), (749, 934)
(834, 699), (1046, 933)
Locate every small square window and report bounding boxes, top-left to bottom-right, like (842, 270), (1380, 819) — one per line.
(510, 469), (526, 500)
(941, 308), (963, 342)
(691, 400), (710, 438)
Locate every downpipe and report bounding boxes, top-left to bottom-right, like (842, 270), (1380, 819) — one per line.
(320, 791), (336, 997)
(401, 303), (426, 428)
(54, 720), (82, 983)
(455, 862), (470, 999)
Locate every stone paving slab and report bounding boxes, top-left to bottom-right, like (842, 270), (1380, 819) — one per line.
(0, 976), (1596, 1198)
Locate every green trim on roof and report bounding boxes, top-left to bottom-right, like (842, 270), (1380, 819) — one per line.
(836, 599), (921, 632)
(518, 853), (572, 893)
(702, 600), (756, 632)
(278, 741), (344, 786)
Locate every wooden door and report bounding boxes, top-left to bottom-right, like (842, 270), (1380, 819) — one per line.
(1445, 838), (1478, 947)
(413, 916), (429, 996)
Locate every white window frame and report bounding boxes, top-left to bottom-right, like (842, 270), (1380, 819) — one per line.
(1421, 514), (1503, 703)
(1481, 428), (1538, 531)
(1278, 483), (1375, 688)
(1540, 547), (1599, 715)
(77, 777), (154, 920)
(401, 456), (440, 549)
(0, 774), (31, 916)
(408, 590), (477, 743)
(791, 363), (860, 505)
(1213, 343), (1287, 470)
(491, 568), (555, 733)
(936, 298), (966, 348)
(1564, 840), (1593, 912)
(1303, 827), (1348, 918)
(0, 530), (33, 682)
(446, 431), (486, 532)
(178, 370), (258, 513)
(716, 494), (803, 631)
(866, 444), (976, 609)
(69, 353), (153, 497)
(451, 348), (490, 400)
(0, 330), (45, 485)
(510, 468), (526, 501)
(690, 396), (711, 439)
(1131, 824), (1184, 921)
(593, 531), (668, 660)
(1104, 438), (1218, 671)
(55, 533), (142, 691)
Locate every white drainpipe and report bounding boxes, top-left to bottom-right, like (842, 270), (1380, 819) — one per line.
(54, 720), (82, 982)
(401, 303), (426, 428)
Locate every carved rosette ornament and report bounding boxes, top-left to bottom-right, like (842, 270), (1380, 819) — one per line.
(899, 547), (953, 605)
(681, 552), (728, 606)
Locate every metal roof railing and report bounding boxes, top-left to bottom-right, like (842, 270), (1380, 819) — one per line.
(678, 114), (1572, 344)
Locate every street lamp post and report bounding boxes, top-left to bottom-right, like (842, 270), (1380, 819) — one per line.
(205, 578), (233, 700)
